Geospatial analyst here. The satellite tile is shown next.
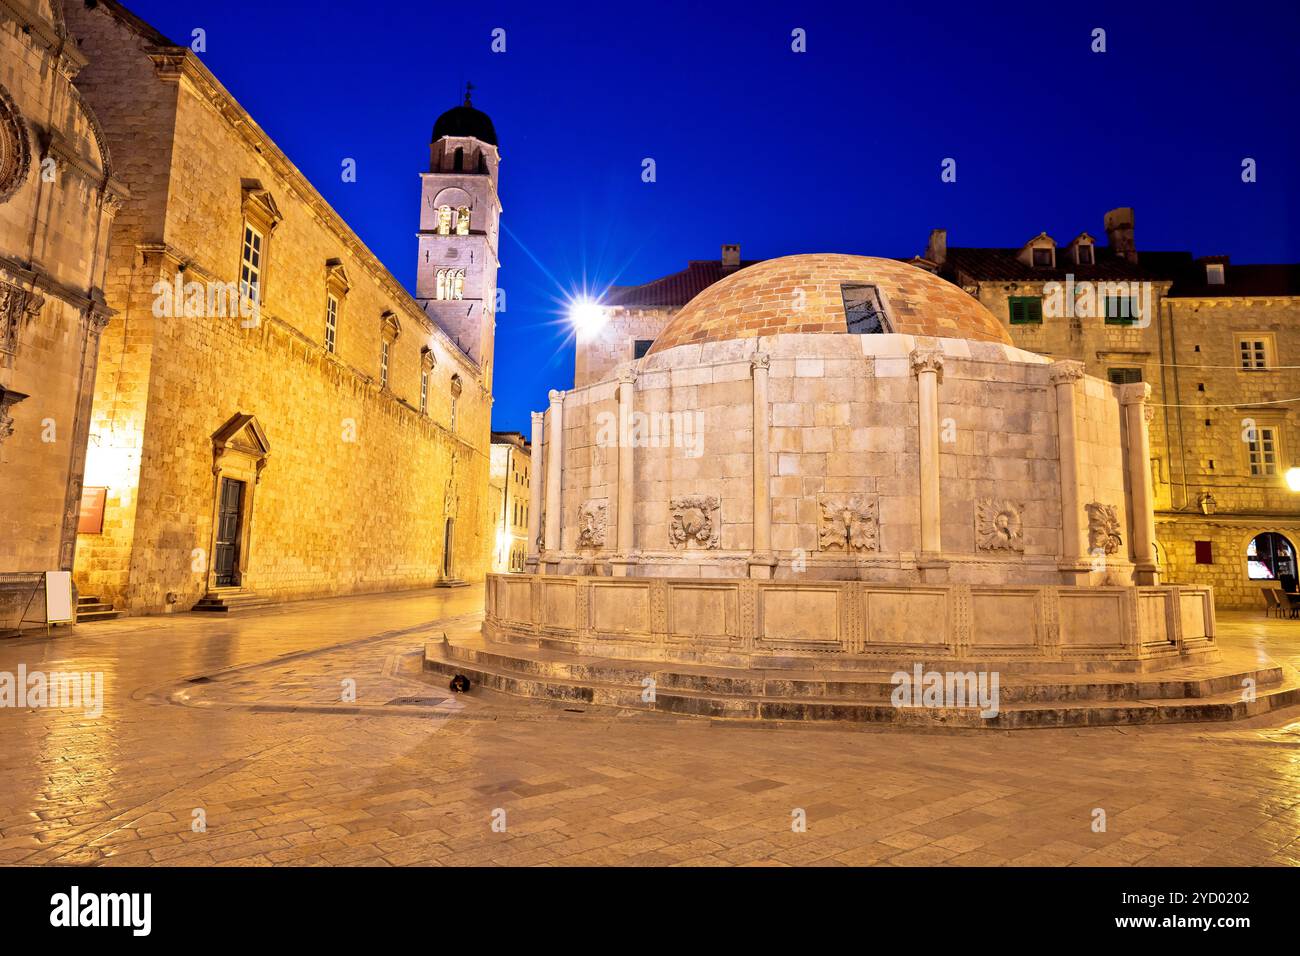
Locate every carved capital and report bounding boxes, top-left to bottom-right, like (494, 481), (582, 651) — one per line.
(547, 388), (565, 406)
(750, 352), (770, 373)
(909, 347), (944, 380)
(1117, 381), (1152, 406)
(616, 365), (638, 386)
(530, 410), (545, 427)
(1048, 359), (1086, 386)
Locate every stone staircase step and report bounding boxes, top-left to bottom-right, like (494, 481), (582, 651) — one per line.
(191, 590), (272, 614)
(423, 638), (1300, 730)
(75, 608), (121, 623)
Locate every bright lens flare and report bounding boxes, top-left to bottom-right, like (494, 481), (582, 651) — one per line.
(568, 298), (607, 340)
(1285, 467), (1300, 492)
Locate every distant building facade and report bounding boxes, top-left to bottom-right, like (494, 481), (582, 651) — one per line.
(0, 0), (123, 631)
(583, 213), (1299, 609)
(65, 0), (499, 615)
(489, 431), (530, 572)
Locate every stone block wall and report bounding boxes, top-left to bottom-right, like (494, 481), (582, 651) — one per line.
(542, 332), (1138, 586)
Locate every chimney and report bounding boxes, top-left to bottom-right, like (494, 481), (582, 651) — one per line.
(721, 244), (740, 269)
(925, 229), (947, 267)
(1104, 208), (1136, 263)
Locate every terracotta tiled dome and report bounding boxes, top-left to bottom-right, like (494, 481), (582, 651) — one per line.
(647, 254), (1012, 354)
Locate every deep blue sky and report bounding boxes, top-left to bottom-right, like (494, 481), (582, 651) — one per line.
(117, 0), (1299, 432)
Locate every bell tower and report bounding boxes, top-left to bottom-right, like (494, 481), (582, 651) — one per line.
(417, 85), (501, 379)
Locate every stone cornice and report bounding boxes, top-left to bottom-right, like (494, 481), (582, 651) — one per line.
(138, 46), (482, 379)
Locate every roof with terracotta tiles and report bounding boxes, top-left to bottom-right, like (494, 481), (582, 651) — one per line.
(646, 254), (1013, 355)
(605, 260), (761, 308)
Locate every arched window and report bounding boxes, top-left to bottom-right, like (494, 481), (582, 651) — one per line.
(435, 269), (447, 300)
(453, 147), (464, 171)
(1247, 532), (1296, 582)
(436, 205), (452, 236)
(455, 206), (470, 235)
(450, 269), (464, 300)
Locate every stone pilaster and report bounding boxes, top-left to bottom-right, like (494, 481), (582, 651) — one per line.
(1049, 360), (1089, 584)
(525, 410), (544, 573)
(542, 389), (564, 573)
(910, 347), (947, 580)
(748, 352), (777, 579)
(1119, 381), (1160, 585)
(610, 368), (639, 577)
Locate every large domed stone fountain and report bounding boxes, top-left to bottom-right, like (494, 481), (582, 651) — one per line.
(427, 256), (1299, 726)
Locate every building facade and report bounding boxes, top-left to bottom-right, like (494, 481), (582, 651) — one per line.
(65, 0), (498, 615)
(489, 431), (530, 573)
(925, 210), (1299, 609)
(0, 0), (123, 631)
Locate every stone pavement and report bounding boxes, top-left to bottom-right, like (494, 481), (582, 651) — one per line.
(1, 587), (1299, 867)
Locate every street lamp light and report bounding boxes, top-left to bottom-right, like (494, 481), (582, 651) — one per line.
(568, 297), (607, 341)
(1285, 466), (1300, 493)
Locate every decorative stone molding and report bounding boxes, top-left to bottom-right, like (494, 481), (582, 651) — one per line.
(0, 385), (28, 446)
(325, 258), (351, 298)
(975, 499), (1025, 552)
(0, 280), (44, 360)
(0, 82), (32, 204)
(576, 498), (608, 549)
(211, 412), (270, 483)
(379, 309), (401, 342)
(669, 495), (720, 550)
(909, 347), (944, 382)
(240, 179), (283, 234)
(750, 352), (770, 373)
(420, 345), (436, 371)
(1047, 359), (1086, 385)
(1085, 502), (1123, 555)
(816, 494), (879, 552)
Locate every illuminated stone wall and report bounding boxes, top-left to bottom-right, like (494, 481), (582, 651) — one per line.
(66, 0), (493, 614)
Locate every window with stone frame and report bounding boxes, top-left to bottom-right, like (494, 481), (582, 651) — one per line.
(378, 310), (400, 391)
(379, 340), (390, 388)
(1103, 295), (1139, 325)
(323, 259), (349, 355)
(239, 223), (263, 304)
(840, 284), (891, 334)
(1107, 367), (1142, 385)
(1237, 333), (1275, 370)
(1075, 244), (1094, 266)
(238, 181), (281, 306)
(633, 339), (654, 359)
(1246, 423), (1281, 476)
(1008, 296), (1043, 325)
(325, 294), (338, 354)
(436, 268), (465, 301)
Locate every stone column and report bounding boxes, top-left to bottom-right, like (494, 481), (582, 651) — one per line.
(525, 410), (544, 573)
(748, 353), (777, 579)
(1049, 360), (1089, 584)
(910, 348), (947, 579)
(610, 369), (639, 577)
(542, 389), (564, 574)
(1119, 381), (1160, 585)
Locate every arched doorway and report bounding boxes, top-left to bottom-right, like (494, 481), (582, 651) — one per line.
(443, 518), (455, 578)
(1246, 532), (1296, 585)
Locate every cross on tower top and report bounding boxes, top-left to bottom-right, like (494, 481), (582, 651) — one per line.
(464, 81), (474, 107)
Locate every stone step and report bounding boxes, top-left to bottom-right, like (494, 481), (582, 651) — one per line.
(422, 639), (1300, 729)
(76, 601), (115, 613)
(75, 608), (121, 623)
(76, 595), (103, 606)
(191, 590), (272, 614)
(435, 639), (1285, 704)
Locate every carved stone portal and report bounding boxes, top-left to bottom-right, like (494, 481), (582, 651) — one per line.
(817, 494), (878, 552)
(975, 499), (1025, 552)
(669, 495), (720, 550)
(1085, 502), (1123, 555)
(577, 498), (608, 549)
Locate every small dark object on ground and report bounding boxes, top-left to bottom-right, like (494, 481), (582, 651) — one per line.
(449, 674), (471, 693)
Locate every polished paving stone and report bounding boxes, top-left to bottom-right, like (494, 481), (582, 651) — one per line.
(1, 588), (1298, 867)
